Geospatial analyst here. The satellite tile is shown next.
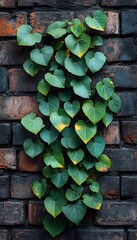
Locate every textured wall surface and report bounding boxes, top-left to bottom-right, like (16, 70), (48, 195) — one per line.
(0, 0), (137, 239)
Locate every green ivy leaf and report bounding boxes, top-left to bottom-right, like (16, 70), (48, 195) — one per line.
(70, 76), (91, 98)
(55, 49), (70, 66)
(75, 120), (97, 144)
(39, 94), (60, 116)
(96, 78), (114, 100)
(102, 112), (113, 127)
(50, 109), (71, 132)
(85, 51), (106, 73)
(23, 138), (44, 158)
(67, 148), (84, 165)
(85, 10), (107, 31)
(30, 46), (54, 66)
(54, 39), (64, 50)
(61, 127), (81, 149)
(65, 183), (83, 201)
(65, 57), (88, 76)
(95, 154), (111, 172)
(37, 79), (50, 96)
(86, 136), (105, 158)
(46, 21), (67, 38)
(108, 93), (122, 113)
(43, 214), (67, 238)
(44, 151), (65, 168)
(17, 24), (42, 46)
(82, 157), (96, 170)
(21, 112), (44, 134)
(70, 19), (85, 37)
(58, 90), (72, 102)
(32, 179), (47, 199)
(82, 100), (106, 125)
(40, 126), (59, 145)
(50, 60), (58, 71)
(51, 170), (69, 188)
(89, 181), (100, 193)
(44, 195), (67, 218)
(63, 200), (87, 225)
(83, 192), (103, 210)
(23, 58), (39, 77)
(68, 164), (88, 185)
(90, 35), (103, 48)
(37, 93), (45, 103)
(64, 100), (80, 118)
(65, 33), (90, 58)
(45, 69), (65, 88)
(42, 166), (53, 179)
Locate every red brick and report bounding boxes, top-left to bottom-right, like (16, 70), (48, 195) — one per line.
(0, 0), (15, 8)
(0, 149), (16, 169)
(0, 12), (27, 37)
(122, 121), (137, 144)
(19, 150), (44, 172)
(0, 96), (40, 120)
(102, 122), (120, 145)
(28, 201), (45, 225)
(18, 0), (57, 7)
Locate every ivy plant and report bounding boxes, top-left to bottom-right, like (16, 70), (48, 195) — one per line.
(17, 10), (121, 238)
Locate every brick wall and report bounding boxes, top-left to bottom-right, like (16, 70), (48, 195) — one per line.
(0, 0), (137, 239)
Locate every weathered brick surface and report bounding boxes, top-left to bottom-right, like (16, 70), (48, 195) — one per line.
(101, 0), (137, 6)
(12, 124), (28, 145)
(0, 201), (25, 225)
(121, 176), (137, 198)
(28, 201), (45, 225)
(0, 0), (15, 8)
(0, 96), (39, 120)
(102, 121), (120, 145)
(0, 68), (7, 92)
(76, 228), (126, 240)
(128, 229), (137, 240)
(95, 202), (137, 226)
(122, 11), (137, 35)
(0, 124), (11, 144)
(0, 12), (27, 37)
(99, 176), (120, 199)
(122, 121), (137, 144)
(18, 0), (57, 7)
(0, 149), (16, 169)
(0, 230), (9, 240)
(0, 176), (10, 199)
(119, 92), (136, 117)
(19, 150), (44, 172)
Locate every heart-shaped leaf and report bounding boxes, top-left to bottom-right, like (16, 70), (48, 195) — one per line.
(75, 120), (97, 144)
(65, 33), (90, 58)
(63, 200), (87, 225)
(70, 76), (91, 98)
(32, 179), (47, 199)
(39, 94), (60, 116)
(43, 214), (67, 238)
(96, 78), (114, 100)
(44, 195), (67, 218)
(23, 58), (39, 77)
(42, 166), (53, 179)
(65, 183), (83, 201)
(50, 109), (71, 132)
(65, 57), (88, 76)
(55, 49), (70, 66)
(70, 18), (85, 37)
(17, 24), (42, 46)
(37, 79), (50, 96)
(86, 136), (105, 158)
(24, 138), (44, 158)
(83, 192), (103, 210)
(102, 111), (113, 127)
(95, 154), (111, 172)
(64, 100), (80, 118)
(40, 126), (59, 145)
(44, 151), (65, 168)
(46, 21), (67, 39)
(68, 164), (88, 185)
(108, 93), (122, 113)
(30, 45), (54, 66)
(89, 181), (100, 193)
(90, 35), (103, 48)
(21, 112), (44, 134)
(85, 10), (107, 31)
(51, 170), (69, 188)
(45, 69), (65, 88)
(61, 127), (81, 149)
(85, 51), (106, 73)
(67, 148), (84, 165)
(82, 157), (96, 170)
(58, 89), (72, 102)
(82, 100), (106, 125)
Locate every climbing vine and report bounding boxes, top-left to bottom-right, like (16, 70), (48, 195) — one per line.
(17, 10), (121, 238)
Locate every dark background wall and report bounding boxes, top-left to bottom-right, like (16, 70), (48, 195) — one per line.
(0, 0), (137, 239)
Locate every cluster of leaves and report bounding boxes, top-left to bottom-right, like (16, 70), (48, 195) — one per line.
(17, 10), (121, 238)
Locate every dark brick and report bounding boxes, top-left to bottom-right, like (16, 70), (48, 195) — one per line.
(12, 124), (28, 146)
(99, 176), (120, 199)
(76, 228), (126, 240)
(106, 149), (137, 172)
(121, 176), (137, 198)
(101, 0), (137, 6)
(57, 0), (98, 9)
(12, 228), (75, 240)
(122, 11), (137, 35)
(0, 68), (7, 92)
(18, 0), (57, 7)
(0, 176), (10, 198)
(11, 175), (41, 199)
(0, 123), (11, 144)
(0, 149), (16, 170)
(122, 121), (137, 144)
(102, 122), (120, 145)
(0, 201), (25, 225)
(0, 40), (29, 65)
(102, 38), (137, 62)
(119, 92), (136, 117)
(28, 201), (45, 225)
(95, 202), (137, 226)
(0, 0), (15, 8)
(128, 229), (137, 240)
(0, 230), (9, 240)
